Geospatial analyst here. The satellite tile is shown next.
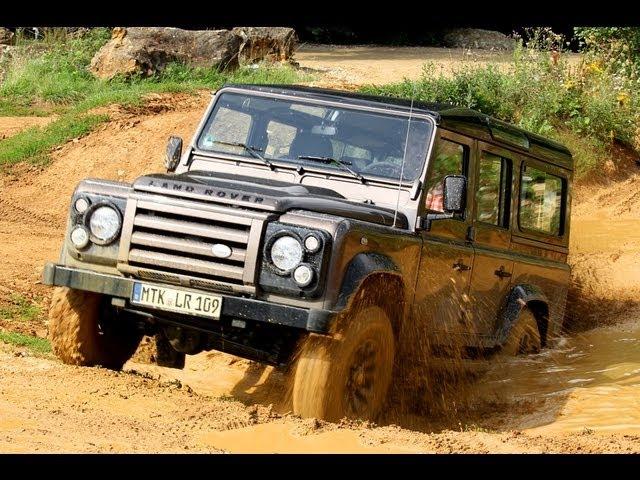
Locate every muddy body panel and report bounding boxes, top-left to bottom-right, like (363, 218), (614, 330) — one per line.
(44, 84), (573, 371)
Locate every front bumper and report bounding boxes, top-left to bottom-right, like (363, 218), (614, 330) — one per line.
(42, 263), (335, 334)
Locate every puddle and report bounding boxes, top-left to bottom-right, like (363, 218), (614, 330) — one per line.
(198, 422), (420, 453)
(476, 319), (640, 434)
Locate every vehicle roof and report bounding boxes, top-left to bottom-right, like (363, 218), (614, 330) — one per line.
(222, 83), (574, 170)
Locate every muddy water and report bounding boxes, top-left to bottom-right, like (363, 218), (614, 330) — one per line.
(475, 317), (640, 433)
(474, 216), (640, 434)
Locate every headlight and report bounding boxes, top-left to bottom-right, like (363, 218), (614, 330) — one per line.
(270, 235), (303, 271)
(88, 204), (122, 244)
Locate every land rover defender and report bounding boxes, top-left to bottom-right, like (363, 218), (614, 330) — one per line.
(43, 84), (572, 421)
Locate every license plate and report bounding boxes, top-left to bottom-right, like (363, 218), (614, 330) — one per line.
(131, 282), (222, 319)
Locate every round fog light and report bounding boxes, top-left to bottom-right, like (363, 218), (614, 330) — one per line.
(293, 264), (314, 287)
(304, 235), (320, 253)
(74, 197), (90, 213)
(70, 226), (90, 249)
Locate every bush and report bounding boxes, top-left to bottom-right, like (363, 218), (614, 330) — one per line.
(575, 27), (640, 81)
(362, 29), (640, 175)
(0, 28), (112, 111)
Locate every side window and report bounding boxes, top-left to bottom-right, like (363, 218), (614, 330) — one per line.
(425, 139), (467, 213)
(476, 152), (512, 227)
(265, 120), (297, 158)
(200, 107), (252, 150)
(519, 164), (565, 236)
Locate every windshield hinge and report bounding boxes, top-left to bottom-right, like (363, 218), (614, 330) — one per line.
(410, 179), (422, 200)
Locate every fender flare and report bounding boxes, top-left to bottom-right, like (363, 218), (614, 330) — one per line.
(335, 252), (403, 310)
(495, 284), (550, 346)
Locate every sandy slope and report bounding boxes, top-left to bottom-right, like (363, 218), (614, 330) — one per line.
(0, 47), (638, 453)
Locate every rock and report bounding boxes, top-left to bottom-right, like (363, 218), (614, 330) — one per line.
(65, 27), (91, 39)
(443, 28), (516, 50)
(0, 27), (14, 45)
(232, 26), (297, 64)
(89, 27), (243, 80)
(0, 44), (15, 60)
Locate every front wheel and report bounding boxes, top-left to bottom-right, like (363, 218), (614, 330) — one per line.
(292, 305), (395, 422)
(48, 287), (142, 370)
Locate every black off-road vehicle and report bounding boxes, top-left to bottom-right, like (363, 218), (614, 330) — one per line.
(44, 84), (572, 421)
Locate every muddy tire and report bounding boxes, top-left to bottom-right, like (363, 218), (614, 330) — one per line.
(48, 287), (142, 370)
(292, 305), (395, 422)
(501, 309), (541, 356)
(154, 331), (186, 369)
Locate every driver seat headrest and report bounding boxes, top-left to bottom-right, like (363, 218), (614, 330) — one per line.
(289, 131), (334, 159)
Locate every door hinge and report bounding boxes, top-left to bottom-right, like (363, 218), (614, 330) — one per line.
(466, 225), (475, 243)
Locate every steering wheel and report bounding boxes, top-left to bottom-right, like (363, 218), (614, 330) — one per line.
(361, 161), (403, 178)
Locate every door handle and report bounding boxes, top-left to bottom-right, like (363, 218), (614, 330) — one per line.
(494, 266), (512, 279)
(452, 261), (471, 272)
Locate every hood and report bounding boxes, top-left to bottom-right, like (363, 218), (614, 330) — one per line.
(132, 171), (408, 229)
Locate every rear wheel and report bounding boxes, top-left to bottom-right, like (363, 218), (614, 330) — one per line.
(501, 309), (541, 356)
(292, 305), (395, 422)
(48, 287), (142, 370)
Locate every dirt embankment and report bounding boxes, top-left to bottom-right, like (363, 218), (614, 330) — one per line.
(0, 116), (55, 140)
(0, 48), (639, 452)
(0, 92), (208, 334)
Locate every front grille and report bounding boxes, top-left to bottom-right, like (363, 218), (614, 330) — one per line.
(189, 278), (234, 293)
(137, 270), (181, 284)
(119, 198), (266, 293)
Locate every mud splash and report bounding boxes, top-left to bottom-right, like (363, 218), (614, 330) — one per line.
(477, 313), (640, 432)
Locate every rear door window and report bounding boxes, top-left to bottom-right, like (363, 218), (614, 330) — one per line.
(476, 152), (512, 228)
(265, 120), (297, 158)
(519, 165), (565, 236)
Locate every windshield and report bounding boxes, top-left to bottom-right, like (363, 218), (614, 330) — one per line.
(196, 92), (433, 182)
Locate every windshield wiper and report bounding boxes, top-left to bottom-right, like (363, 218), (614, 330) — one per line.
(298, 155), (365, 184)
(213, 140), (274, 170)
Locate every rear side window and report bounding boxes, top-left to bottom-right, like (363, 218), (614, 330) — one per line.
(476, 152), (512, 227)
(425, 139), (467, 213)
(519, 165), (565, 236)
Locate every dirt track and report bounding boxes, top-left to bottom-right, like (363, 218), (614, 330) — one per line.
(296, 44), (582, 87)
(0, 47), (639, 453)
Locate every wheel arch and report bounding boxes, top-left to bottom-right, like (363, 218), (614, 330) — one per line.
(496, 284), (550, 347)
(335, 252), (405, 339)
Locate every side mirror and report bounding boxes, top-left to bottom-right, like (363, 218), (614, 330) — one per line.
(165, 135), (183, 172)
(420, 175), (467, 230)
(443, 174), (466, 213)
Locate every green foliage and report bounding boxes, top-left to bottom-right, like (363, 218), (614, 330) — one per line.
(575, 27), (640, 80)
(0, 28), (112, 112)
(0, 294), (42, 322)
(0, 113), (108, 167)
(0, 330), (51, 354)
(0, 28), (307, 166)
